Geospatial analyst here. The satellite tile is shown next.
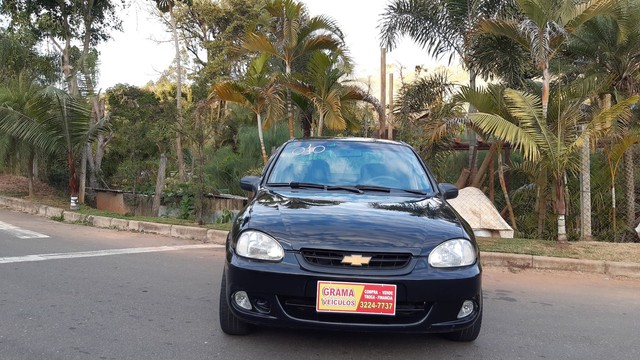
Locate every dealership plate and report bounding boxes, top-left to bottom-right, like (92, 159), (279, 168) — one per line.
(316, 281), (396, 315)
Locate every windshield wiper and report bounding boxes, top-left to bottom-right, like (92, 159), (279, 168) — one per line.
(354, 185), (391, 193)
(355, 185), (429, 196)
(326, 185), (364, 194)
(267, 182), (326, 190)
(288, 182), (326, 189)
(398, 189), (429, 195)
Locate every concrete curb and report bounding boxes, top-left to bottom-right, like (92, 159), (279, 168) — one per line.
(171, 225), (209, 241)
(0, 195), (227, 244)
(0, 195), (638, 278)
(481, 252), (640, 279)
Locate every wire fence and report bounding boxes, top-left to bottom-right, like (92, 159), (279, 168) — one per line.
(429, 146), (640, 242)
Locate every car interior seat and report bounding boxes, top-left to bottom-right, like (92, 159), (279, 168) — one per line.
(302, 159), (330, 184)
(360, 163), (389, 182)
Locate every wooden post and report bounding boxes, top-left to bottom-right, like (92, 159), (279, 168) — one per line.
(379, 48), (386, 139)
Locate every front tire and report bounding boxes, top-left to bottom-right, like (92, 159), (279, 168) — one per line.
(442, 305), (482, 342)
(219, 271), (252, 335)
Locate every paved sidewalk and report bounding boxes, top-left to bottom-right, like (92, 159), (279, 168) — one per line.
(1, 195), (639, 279)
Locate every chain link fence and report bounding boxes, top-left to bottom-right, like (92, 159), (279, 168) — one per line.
(427, 146), (640, 242)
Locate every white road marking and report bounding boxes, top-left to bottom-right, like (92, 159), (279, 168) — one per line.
(0, 220), (49, 239)
(0, 244), (223, 264)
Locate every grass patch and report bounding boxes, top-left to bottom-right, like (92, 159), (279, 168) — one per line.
(477, 237), (640, 263)
(76, 206), (233, 231)
(0, 191), (234, 232)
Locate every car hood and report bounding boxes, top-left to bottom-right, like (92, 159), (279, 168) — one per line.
(242, 189), (467, 255)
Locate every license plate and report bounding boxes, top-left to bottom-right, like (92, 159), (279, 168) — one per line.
(316, 281), (396, 316)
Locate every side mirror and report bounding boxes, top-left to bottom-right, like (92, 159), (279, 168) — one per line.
(438, 183), (458, 200)
(240, 176), (261, 193)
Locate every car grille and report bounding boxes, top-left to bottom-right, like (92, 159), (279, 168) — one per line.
(300, 249), (412, 270)
(279, 296), (431, 325)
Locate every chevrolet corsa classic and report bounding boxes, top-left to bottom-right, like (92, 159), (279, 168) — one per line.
(220, 138), (482, 341)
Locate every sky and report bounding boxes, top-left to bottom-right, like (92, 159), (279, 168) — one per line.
(96, 0), (466, 94)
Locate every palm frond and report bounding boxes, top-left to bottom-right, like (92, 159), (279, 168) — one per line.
(479, 19), (529, 48)
(469, 112), (540, 161)
(214, 82), (251, 110)
(300, 15), (345, 42)
(242, 32), (280, 58)
(573, 95), (640, 151)
(503, 88), (555, 152)
(565, 0), (617, 33)
(379, 0), (460, 57)
(426, 116), (472, 144)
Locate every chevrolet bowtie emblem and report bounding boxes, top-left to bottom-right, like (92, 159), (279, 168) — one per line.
(341, 254), (372, 266)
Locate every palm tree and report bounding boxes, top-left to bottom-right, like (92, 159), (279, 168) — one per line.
(286, 52), (382, 136)
(468, 86), (638, 242)
(428, 84), (519, 230)
(379, 0), (514, 176)
(241, 0), (346, 138)
(213, 54), (284, 164)
(479, 0), (617, 119)
(0, 81), (100, 209)
(601, 131), (640, 238)
(566, 2), (640, 235)
(379, 0), (513, 85)
(0, 76), (43, 196)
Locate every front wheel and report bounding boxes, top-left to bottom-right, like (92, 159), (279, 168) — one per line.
(442, 305), (482, 342)
(219, 271), (252, 335)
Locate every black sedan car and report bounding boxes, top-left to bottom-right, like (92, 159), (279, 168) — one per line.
(220, 138), (482, 341)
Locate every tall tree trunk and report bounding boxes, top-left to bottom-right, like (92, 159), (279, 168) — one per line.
(152, 153), (168, 216)
(388, 72), (394, 140)
(170, 6), (186, 182)
(541, 66), (551, 119)
(80, 145), (87, 203)
(624, 147), (636, 230)
(498, 147), (517, 231)
(580, 126), (592, 241)
(536, 184), (546, 238)
(27, 150), (34, 198)
(78, 0), (96, 204)
(257, 113), (268, 164)
(317, 112), (324, 136)
(379, 48), (386, 139)
(68, 150), (79, 210)
(286, 62), (295, 138)
(301, 106), (313, 138)
(467, 68), (478, 184)
(489, 153), (495, 203)
(556, 176), (567, 243)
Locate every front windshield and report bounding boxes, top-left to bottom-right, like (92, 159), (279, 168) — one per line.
(267, 140), (434, 193)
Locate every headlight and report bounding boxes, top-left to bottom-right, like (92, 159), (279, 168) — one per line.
(235, 230), (284, 261)
(428, 239), (476, 268)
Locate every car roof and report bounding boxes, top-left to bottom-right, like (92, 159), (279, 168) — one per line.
(285, 137), (409, 146)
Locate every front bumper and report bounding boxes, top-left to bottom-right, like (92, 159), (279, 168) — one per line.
(223, 251), (482, 333)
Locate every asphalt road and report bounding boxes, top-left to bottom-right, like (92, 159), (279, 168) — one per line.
(1, 208), (639, 360)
